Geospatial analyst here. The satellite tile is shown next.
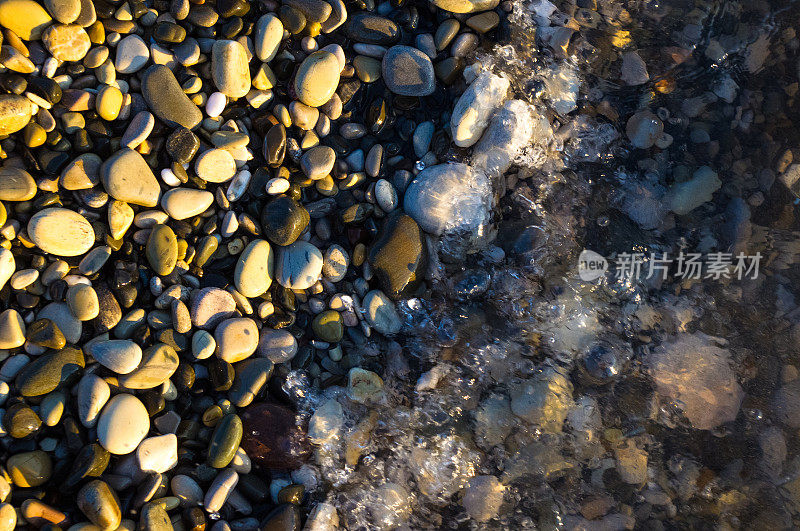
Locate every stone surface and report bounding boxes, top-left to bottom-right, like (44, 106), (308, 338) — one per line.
(257, 329), (297, 364)
(61, 153), (101, 190)
(0, 95), (32, 135)
(141, 65), (202, 129)
(137, 434), (178, 473)
(294, 51), (340, 107)
(160, 188), (213, 220)
(255, 13), (283, 61)
(97, 394), (150, 454)
(0, 167), (36, 201)
(194, 148), (236, 183)
(211, 39), (251, 98)
(275, 241), (323, 290)
(450, 71), (509, 147)
(362, 290), (401, 335)
(215, 318), (259, 363)
(42, 23), (90, 61)
(77, 480), (121, 529)
(240, 402), (310, 470)
(115, 34), (149, 74)
(87, 340), (142, 374)
(368, 213), (426, 299)
(146, 224), (178, 276)
(0, 309), (24, 349)
(28, 208), (95, 256)
(119, 343), (179, 389)
(100, 148), (160, 207)
(234, 239), (274, 297)
(66, 283), (99, 321)
(0, 0), (53, 40)
(191, 287), (236, 330)
(382, 46), (435, 96)
(260, 195), (310, 246)
(432, 0), (499, 13)
(207, 413), (243, 468)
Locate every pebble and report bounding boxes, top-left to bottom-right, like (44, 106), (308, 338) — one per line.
(7, 451), (52, 487)
(160, 188), (214, 220)
(362, 290), (402, 335)
(38, 302), (82, 343)
(255, 13), (283, 62)
(257, 329), (298, 364)
(96, 394), (150, 455)
(235, 239), (274, 297)
(66, 283), (99, 321)
(77, 373), (110, 428)
(46, 0), (80, 23)
(191, 287), (236, 330)
(275, 241), (323, 290)
(146, 224), (178, 276)
(42, 23), (90, 62)
(206, 91), (226, 117)
(77, 480), (122, 529)
(215, 317), (259, 363)
(0, 167), (36, 201)
(137, 434), (178, 473)
(118, 343), (179, 389)
(0, 249), (12, 292)
(451, 70), (510, 147)
(100, 148), (161, 207)
(0, 0), (53, 40)
(230, 358), (273, 407)
(345, 13), (399, 45)
(322, 244), (348, 282)
(368, 213), (426, 298)
(260, 195), (310, 246)
(300, 145), (336, 180)
(0, 309), (24, 349)
(0, 95), (33, 135)
(171, 475), (204, 507)
(382, 46), (435, 96)
(432, 0), (499, 13)
(86, 340), (142, 374)
(204, 469), (238, 513)
(208, 413), (243, 468)
(141, 64), (202, 129)
(211, 40), (251, 99)
(14, 346), (83, 397)
(60, 153), (101, 190)
(27, 207), (95, 256)
(195, 148), (236, 183)
(121, 111), (155, 148)
(294, 51), (340, 107)
(115, 34), (149, 74)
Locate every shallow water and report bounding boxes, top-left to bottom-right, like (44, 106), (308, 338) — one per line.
(298, 0), (800, 529)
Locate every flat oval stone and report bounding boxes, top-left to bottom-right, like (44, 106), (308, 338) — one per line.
(229, 358), (274, 408)
(87, 340), (142, 374)
(275, 241), (323, 290)
(299, 145), (335, 180)
(146, 224), (178, 276)
(77, 480), (121, 529)
(255, 13), (283, 62)
(194, 148), (236, 183)
(97, 394), (150, 455)
(121, 111), (155, 149)
(0, 94), (33, 135)
(235, 239), (274, 298)
(60, 153), (101, 190)
(207, 413), (243, 468)
(293, 51), (340, 108)
(257, 329), (297, 364)
(141, 65), (202, 129)
(115, 34), (149, 74)
(382, 45), (435, 96)
(0, 167), (36, 201)
(432, 0), (499, 13)
(368, 213), (426, 299)
(77, 373), (110, 428)
(118, 343), (179, 389)
(160, 188), (213, 220)
(0, 0), (53, 40)
(345, 13), (399, 45)
(260, 195), (309, 246)
(363, 290), (402, 335)
(66, 283), (99, 321)
(46, 0), (81, 23)
(14, 347), (84, 397)
(42, 23), (90, 61)
(191, 287), (236, 330)
(137, 434), (178, 473)
(211, 40), (251, 99)
(214, 317), (258, 363)
(7, 451), (52, 487)
(28, 207), (94, 256)
(100, 148), (160, 207)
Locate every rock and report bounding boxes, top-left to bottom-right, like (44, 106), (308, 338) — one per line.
(0, 94), (32, 135)
(61, 153), (101, 190)
(308, 398), (343, 444)
(119, 343), (179, 389)
(257, 329), (297, 364)
(261, 195), (310, 246)
(194, 148), (236, 183)
(229, 358), (274, 407)
(208, 413), (243, 468)
(211, 39), (251, 98)
(160, 188), (213, 220)
(644, 332), (743, 430)
(87, 340), (142, 374)
(667, 166), (722, 215)
(620, 51), (649, 86)
(368, 213), (426, 299)
(275, 241), (323, 290)
(26, 318), (65, 349)
(312, 310), (343, 342)
(14, 346), (83, 396)
(42, 23), (90, 61)
(305, 502), (339, 531)
(66, 283), (99, 321)
(137, 434), (178, 473)
(362, 290), (401, 335)
(6, 451), (52, 487)
(255, 13), (283, 61)
(0, 0), (52, 40)
(28, 207), (95, 256)
(141, 65), (203, 129)
(293, 51), (340, 107)
(626, 110), (663, 149)
(382, 46), (435, 96)
(240, 402), (310, 469)
(45, 0), (80, 23)
(345, 13), (399, 45)
(204, 468), (238, 513)
(100, 148), (160, 207)
(462, 476), (505, 522)
(5, 403), (41, 438)
(509, 365), (574, 432)
(77, 373), (110, 428)
(96, 394), (150, 454)
(299, 145), (335, 180)
(322, 244), (348, 282)
(235, 239), (274, 297)
(166, 128), (200, 163)
(122, 111), (155, 148)
(0, 503), (15, 531)
(0, 167), (36, 201)
(614, 441), (647, 484)
(115, 34), (149, 74)
(215, 318), (259, 363)
(191, 287), (236, 330)
(0, 248), (12, 292)
(77, 480), (121, 529)
(171, 475), (203, 507)
(146, 224), (178, 276)
(0, 309), (25, 349)
(432, 0), (498, 12)
(139, 502), (172, 530)
(450, 71), (509, 147)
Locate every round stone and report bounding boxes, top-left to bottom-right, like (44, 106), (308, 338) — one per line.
(257, 329), (298, 364)
(45, 0), (81, 23)
(275, 241), (323, 290)
(28, 208), (95, 256)
(77, 480), (121, 530)
(77, 373), (110, 428)
(211, 39), (251, 99)
(121, 111), (155, 148)
(312, 310), (343, 342)
(14, 347), (84, 397)
(229, 358), (274, 408)
(37, 302), (81, 343)
(260, 195), (310, 246)
(255, 13), (283, 62)
(160, 188), (214, 220)
(142, 65), (202, 130)
(362, 290), (402, 335)
(192, 330), (216, 360)
(293, 51), (340, 107)
(191, 287), (236, 330)
(100, 148), (161, 207)
(97, 394), (150, 455)
(207, 413), (243, 468)
(0, 95), (32, 136)
(115, 34), (149, 74)
(146, 224), (178, 276)
(0, 167), (36, 201)
(86, 340), (142, 374)
(6, 451), (52, 487)
(322, 244), (348, 282)
(96, 84), (122, 121)
(42, 23), (90, 61)
(66, 283), (99, 321)
(431, 0), (499, 13)
(367, 213), (426, 299)
(235, 239), (274, 298)
(137, 434), (178, 473)
(0, 0), (53, 40)
(195, 148), (236, 183)
(382, 46), (435, 96)
(299, 145), (335, 180)
(214, 317), (259, 363)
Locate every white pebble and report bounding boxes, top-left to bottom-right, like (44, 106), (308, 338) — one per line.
(160, 168), (182, 187)
(206, 92), (226, 118)
(265, 177), (290, 195)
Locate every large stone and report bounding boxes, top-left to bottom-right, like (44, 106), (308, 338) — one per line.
(254, 13), (283, 62)
(381, 46), (435, 96)
(41, 23), (90, 61)
(260, 195), (309, 246)
(293, 51), (340, 107)
(100, 148), (160, 207)
(214, 318), (259, 363)
(115, 34), (149, 74)
(234, 239), (274, 298)
(362, 290), (401, 336)
(190, 287), (236, 330)
(0, 0), (53, 40)
(160, 188), (213, 220)
(86, 340), (142, 374)
(0, 167), (36, 201)
(451, 71), (509, 148)
(368, 213), (426, 299)
(14, 347), (84, 397)
(240, 403), (310, 470)
(275, 241), (323, 290)
(345, 13), (399, 45)
(431, 0), (499, 13)
(141, 65), (202, 129)
(28, 208), (95, 256)
(211, 40), (251, 98)
(0, 94), (33, 135)
(97, 394), (149, 455)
